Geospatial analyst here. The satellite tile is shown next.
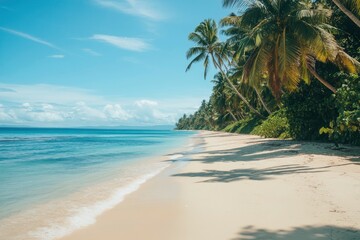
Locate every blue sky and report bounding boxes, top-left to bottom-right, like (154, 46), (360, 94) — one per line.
(0, 0), (231, 126)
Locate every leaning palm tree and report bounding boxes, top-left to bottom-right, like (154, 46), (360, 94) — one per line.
(332, 0), (360, 28)
(220, 14), (273, 114)
(222, 0), (359, 98)
(212, 73), (243, 122)
(186, 19), (263, 117)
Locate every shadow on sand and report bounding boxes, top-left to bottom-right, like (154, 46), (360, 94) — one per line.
(172, 163), (355, 183)
(169, 137), (359, 183)
(232, 225), (360, 240)
(168, 138), (360, 165)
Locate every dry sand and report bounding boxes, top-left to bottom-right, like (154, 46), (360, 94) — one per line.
(61, 131), (360, 240)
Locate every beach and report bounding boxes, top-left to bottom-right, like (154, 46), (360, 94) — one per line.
(0, 128), (193, 240)
(61, 131), (360, 240)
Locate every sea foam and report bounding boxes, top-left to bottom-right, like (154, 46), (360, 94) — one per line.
(29, 164), (169, 240)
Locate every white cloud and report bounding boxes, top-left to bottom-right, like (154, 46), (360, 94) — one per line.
(132, 99), (174, 124)
(27, 111), (64, 122)
(91, 34), (150, 52)
(0, 27), (59, 50)
(94, 0), (165, 21)
(49, 54), (65, 59)
(15, 103), (65, 123)
(135, 99), (158, 107)
(104, 104), (132, 120)
(22, 102), (32, 111)
(0, 104), (14, 121)
(0, 83), (203, 127)
(73, 102), (107, 120)
(82, 48), (102, 56)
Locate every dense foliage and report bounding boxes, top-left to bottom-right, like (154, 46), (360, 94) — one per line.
(320, 73), (360, 145)
(176, 0), (360, 146)
(252, 110), (290, 139)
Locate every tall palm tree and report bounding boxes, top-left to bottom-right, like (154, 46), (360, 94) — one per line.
(186, 19), (263, 117)
(222, 0), (359, 98)
(220, 14), (273, 114)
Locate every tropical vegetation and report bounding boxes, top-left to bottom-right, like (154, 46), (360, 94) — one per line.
(176, 0), (360, 146)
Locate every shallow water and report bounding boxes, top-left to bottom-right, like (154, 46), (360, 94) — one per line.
(0, 128), (195, 240)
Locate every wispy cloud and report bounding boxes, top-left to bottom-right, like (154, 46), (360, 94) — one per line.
(90, 34), (150, 52)
(0, 27), (59, 50)
(94, 0), (165, 21)
(49, 54), (65, 59)
(0, 83), (104, 105)
(82, 48), (102, 56)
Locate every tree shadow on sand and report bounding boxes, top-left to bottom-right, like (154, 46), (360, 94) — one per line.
(232, 225), (360, 240)
(172, 163), (353, 183)
(167, 138), (360, 165)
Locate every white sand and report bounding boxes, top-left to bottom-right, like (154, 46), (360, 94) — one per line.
(61, 131), (360, 240)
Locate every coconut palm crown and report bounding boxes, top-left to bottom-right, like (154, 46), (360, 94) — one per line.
(186, 18), (264, 117)
(222, 0), (359, 98)
(186, 19), (228, 79)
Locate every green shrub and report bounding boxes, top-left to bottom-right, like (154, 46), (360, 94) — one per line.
(223, 121), (242, 133)
(251, 110), (290, 138)
(223, 117), (262, 133)
(235, 117), (262, 134)
(283, 80), (337, 141)
(320, 74), (360, 145)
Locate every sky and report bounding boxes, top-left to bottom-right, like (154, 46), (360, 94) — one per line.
(0, 0), (232, 127)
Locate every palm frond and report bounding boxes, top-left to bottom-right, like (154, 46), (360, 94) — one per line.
(186, 47), (205, 59)
(186, 52), (206, 72)
(223, 0), (254, 8)
(335, 51), (360, 73)
(278, 31), (301, 91)
(243, 43), (271, 88)
(203, 55), (210, 79)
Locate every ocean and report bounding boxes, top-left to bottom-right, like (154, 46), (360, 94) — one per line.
(0, 128), (195, 240)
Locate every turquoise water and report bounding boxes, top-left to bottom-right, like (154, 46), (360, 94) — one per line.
(0, 128), (194, 239)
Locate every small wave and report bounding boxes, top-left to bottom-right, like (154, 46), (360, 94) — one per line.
(28, 165), (169, 240)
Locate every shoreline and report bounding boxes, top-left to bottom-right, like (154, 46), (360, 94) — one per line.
(60, 131), (360, 240)
(0, 131), (198, 240)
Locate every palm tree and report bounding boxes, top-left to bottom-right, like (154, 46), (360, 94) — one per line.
(222, 0), (360, 25)
(211, 73), (243, 123)
(186, 19), (263, 117)
(222, 0), (359, 98)
(220, 14), (274, 114)
(332, 0), (360, 28)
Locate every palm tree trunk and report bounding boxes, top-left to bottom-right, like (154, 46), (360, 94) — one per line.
(211, 54), (264, 118)
(226, 60), (271, 116)
(205, 118), (214, 129)
(228, 110), (238, 122)
(237, 110), (245, 119)
(307, 66), (337, 93)
(254, 88), (272, 115)
(332, 0), (360, 28)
